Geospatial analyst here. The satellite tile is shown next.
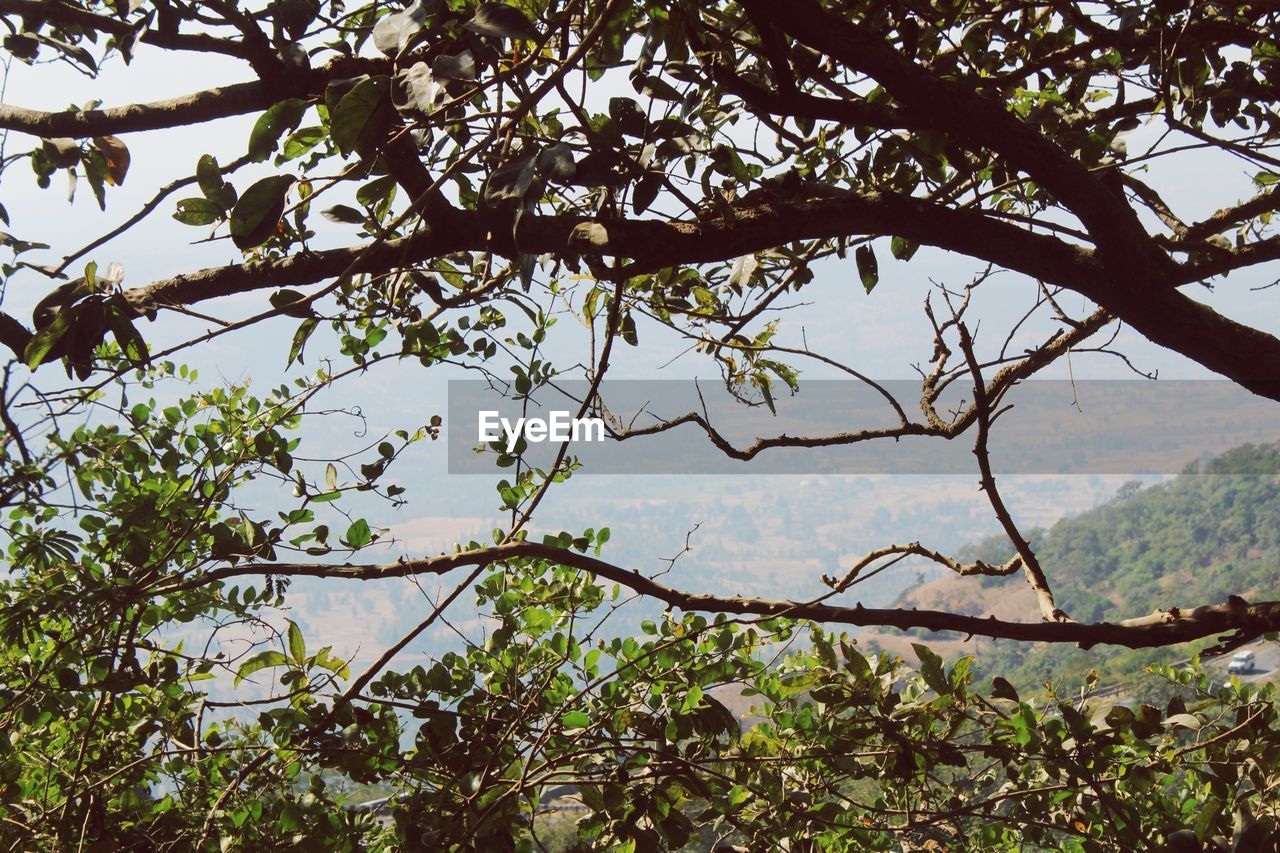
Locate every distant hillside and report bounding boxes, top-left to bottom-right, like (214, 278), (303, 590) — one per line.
(866, 443), (1280, 694)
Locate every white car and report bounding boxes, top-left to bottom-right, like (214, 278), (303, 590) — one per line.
(1227, 650), (1255, 675)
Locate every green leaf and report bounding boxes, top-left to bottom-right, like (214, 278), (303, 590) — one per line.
(280, 126), (326, 162)
(234, 650), (287, 685)
(288, 317), (318, 366)
(196, 154), (223, 199)
(356, 175), (398, 209)
(83, 150), (108, 210)
(1163, 713), (1201, 730)
(728, 254), (758, 288)
(855, 244), (879, 293)
(432, 50), (477, 81)
(482, 155), (538, 205)
(92, 135), (129, 185)
(345, 518), (372, 548)
(23, 309), (74, 369)
(173, 197), (223, 226)
(890, 235), (919, 261)
(276, 804), (303, 833)
(286, 620), (305, 664)
(560, 710), (591, 730)
(632, 173), (661, 214)
(249, 99), (308, 162)
(270, 288), (315, 318)
(990, 676), (1019, 702)
(229, 175), (295, 250)
(524, 607), (553, 632)
(330, 76), (393, 157)
(106, 309), (149, 365)
(619, 312), (638, 346)
(912, 643), (950, 696)
(372, 1), (429, 55)
(196, 154), (237, 210)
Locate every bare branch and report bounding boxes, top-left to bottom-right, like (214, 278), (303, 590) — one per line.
(821, 542), (1023, 592)
(155, 542), (1280, 650)
(0, 0), (258, 60)
(957, 319), (1066, 623)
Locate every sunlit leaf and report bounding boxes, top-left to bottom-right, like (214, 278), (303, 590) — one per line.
(287, 620), (306, 664)
(92, 136), (130, 185)
(372, 0), (430, 55)
(234, 651), (288, 686)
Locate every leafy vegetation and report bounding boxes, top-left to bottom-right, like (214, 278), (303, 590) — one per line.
(918, 444), (1280, 696)
(2, 0), (1280, 848)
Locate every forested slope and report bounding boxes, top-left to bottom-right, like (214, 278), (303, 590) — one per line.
(884, 443), (1280, 693)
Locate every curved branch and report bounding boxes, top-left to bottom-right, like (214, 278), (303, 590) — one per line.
(821, 542), (1023, 592)
(93, 193), (1102, 321)
(158, 541), (1280, 650)
(13, 182), (1279, 403)
(746, 0), (1169, 277)
(0, 0), (257, 59)
(958, 320), (1064, 623)
(608, 306), (1114, 459)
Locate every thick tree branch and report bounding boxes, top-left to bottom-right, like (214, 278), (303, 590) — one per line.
(158, 541), (1280, 650)
(747, 0), (1169, 278)
(1184, 188), (1280, 242)
(0, 56), (386, 138)
(1100, 260), (1280, 399)
(78, 194), (1097, 322)
(121, 227), (465, 316)
(13, 186), (1280, 401)
(0, 82), (276, 138)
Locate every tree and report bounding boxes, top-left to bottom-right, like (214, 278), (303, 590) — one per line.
(1, 0), (1279, 849)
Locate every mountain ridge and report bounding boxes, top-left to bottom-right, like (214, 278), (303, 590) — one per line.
(862, 442), (1280, 694)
